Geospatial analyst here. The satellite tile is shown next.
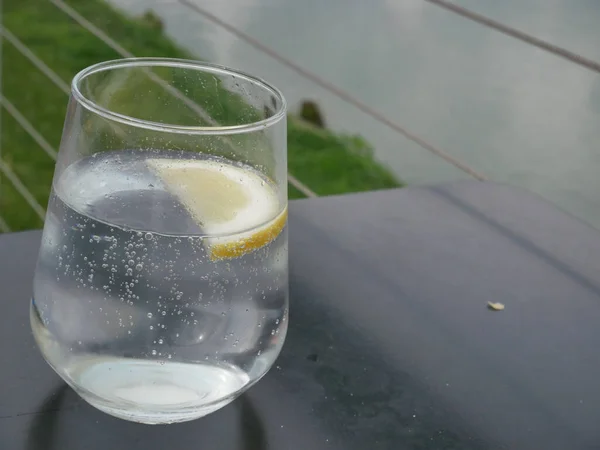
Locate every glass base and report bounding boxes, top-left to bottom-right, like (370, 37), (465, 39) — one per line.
(84, 394), (237, 424)
(70, 359), (250, 424)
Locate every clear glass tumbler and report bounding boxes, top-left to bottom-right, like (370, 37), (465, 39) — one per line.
(31, 58), (288, 424)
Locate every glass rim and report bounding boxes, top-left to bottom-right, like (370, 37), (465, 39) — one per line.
(71, 57), (287, 136)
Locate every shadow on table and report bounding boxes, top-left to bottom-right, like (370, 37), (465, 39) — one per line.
(26, 385), (268, 450)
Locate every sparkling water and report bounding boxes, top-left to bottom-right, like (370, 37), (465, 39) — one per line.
(31, 151), (288, 424)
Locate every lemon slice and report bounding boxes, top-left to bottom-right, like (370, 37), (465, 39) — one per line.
(147, 158), (286, 260)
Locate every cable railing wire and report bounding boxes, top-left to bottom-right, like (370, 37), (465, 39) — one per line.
(178, 0), (600, 174)
(0, 214), (10, 233)
(49, 0), (133, 57)
(52, 0), (232, 133)
(49, 0), (318, 198)
(3, 20), (317, 203)
(425, 0), (600, 75)
(0, 158), (46, 220)
(0, 95), (58, 160)
(176, 0), (487, 181)
(0, 29), (54, 225)
(0, 0), (45, 229)
(287, 173), (317, 197)
(47, 0), (212, 123)
(2, 0), (516, 224)
(1, 27), (70, 95)
(4, 0), (587, 227)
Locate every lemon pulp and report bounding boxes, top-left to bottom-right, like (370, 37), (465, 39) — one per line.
(147, 158), (286, 260)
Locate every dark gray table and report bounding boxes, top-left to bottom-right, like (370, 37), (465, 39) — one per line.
(3, 181), (600, 450)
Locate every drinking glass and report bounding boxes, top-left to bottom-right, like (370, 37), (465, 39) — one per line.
(31, 58), (288, 424)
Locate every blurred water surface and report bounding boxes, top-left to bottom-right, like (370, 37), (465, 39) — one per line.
(113, 0), (600, 228)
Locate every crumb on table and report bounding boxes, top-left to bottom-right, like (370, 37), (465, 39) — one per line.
(487, 302), (505, 311)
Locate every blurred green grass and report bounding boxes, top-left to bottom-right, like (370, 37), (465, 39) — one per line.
(0, 0), (401, 232)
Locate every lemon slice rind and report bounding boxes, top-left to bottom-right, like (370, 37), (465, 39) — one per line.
(146, 158), (286, 260)
(209, 206), (287, 261)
